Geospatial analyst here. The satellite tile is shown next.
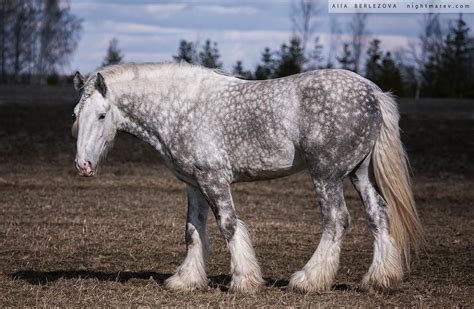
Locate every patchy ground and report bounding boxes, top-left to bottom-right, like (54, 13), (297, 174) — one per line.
(0, 86), (472, 306)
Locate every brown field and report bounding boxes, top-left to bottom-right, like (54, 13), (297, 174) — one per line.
(0, 85), (473, 306)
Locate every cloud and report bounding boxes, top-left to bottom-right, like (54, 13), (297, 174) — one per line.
(100, 21), (189, 35)
(143, 3), (188, 16)
(124, 51), (173, 63)
(71, 1), (188, 20)
(197, 5), (259, 15)
(219, 30), (289, 42)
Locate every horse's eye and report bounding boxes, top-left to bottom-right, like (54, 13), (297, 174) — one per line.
(72, 113), (76, 119)
(98, 113), (106, 120)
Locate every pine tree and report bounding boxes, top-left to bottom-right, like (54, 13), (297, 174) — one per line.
(379, 51), (404, 96)
(421, 14), (473, 97)
(254, 47), (275, 80)
(199, 39), (222, 69)
(365, 38), (382, 82)
(275, 36), (305, 78)
(438, 14), (472, 97)
(421, 54), (440, 96)
(102, 37), (122, 67)
(173, 40), (196, 64)
(337, 43), (354, 70)
(232, 60), (253, 79)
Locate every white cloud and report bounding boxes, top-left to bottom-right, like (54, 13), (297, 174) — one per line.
(219, 30), (290, 42)
(197, 5), (259, 15)
(71, 1), (188, 20)
(124, 51), (173, 63)
(100, 21), (190, 35)
(143, 3), (188, 16)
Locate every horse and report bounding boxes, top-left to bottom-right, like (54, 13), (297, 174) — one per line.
(71, 63), (423, 293)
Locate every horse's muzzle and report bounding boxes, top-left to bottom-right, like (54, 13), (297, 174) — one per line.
(75, 159), (94, 177)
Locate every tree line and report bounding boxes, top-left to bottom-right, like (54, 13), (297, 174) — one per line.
(1, 0), (472, 98)
(172, 13), (473, 98)
(0, 0), (82, 84)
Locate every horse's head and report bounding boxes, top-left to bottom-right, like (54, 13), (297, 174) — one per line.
(72, 71), (118, 177)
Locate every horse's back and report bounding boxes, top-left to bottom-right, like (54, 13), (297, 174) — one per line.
(214, 70), (382, 181)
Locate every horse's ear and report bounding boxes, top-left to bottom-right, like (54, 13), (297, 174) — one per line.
(95, 72), (107, 97)
(73, 71), (84, 92)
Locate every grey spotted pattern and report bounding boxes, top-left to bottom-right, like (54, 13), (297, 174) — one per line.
(75, 64), (390, 290)
(107, 66), (380, 242)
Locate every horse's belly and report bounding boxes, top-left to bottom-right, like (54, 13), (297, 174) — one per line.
(231, 147), (306, 182)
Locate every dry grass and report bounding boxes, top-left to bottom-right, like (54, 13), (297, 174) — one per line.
(0, 85), (472, 306)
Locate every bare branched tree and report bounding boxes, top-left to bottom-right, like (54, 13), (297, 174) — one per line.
(290, 0), (321, 54)
(348, 13), (369, 73)
(327, 16), (342, 67)
(36, 0), (82, 78)
(0, 0), (15, 82)
(11, 1), (37, 80)
(406, 13), (443, 98)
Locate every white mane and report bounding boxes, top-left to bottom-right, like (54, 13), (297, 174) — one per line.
(93, 62), (239, 85)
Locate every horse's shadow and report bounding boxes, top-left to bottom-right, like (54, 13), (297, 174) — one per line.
(9, 270), (172, 285)
(10, 270), (357, 292)
(9, 270), (291, 291)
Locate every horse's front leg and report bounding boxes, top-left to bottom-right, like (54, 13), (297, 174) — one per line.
(165, 185), (209, 291)
(195, 169), (264, 293)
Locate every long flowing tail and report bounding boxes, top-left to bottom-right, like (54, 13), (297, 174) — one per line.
(372, 91), (425, 270)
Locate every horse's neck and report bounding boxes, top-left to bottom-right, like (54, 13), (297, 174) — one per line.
(113, 69), (235, 155)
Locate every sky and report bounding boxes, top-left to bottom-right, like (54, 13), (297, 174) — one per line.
(68, 0), (474, 74)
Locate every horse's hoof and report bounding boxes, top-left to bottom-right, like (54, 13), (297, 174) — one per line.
(229, 273), (265, 293)
(164, 274), (208, 291)
(288, 270), (332, 293)
(361, 271), (402, 291)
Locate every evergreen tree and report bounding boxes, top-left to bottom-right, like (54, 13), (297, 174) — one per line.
(421, 53), (440, 96)
(438, 14), (472, 97)
(337, 43), (354, 70)
(379, 51), (404, 96)
(232, 60), (253, 79)
(173, 40), (196, 64)
(274, 36), (305, 78)
(398, 62), (418, 97)
(254, 47), (275, 80)
(199, 39), (222, 69)
(467, 37), (474, 97)
(420, 14), (473, 97)
(365, 38), (382, 82)
(102, 37), (122, 67)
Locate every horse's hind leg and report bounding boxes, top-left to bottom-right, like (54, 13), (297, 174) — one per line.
(165, 185), (209, 291)
(350, 155), (402, 289)
(289, 177), (349, 293)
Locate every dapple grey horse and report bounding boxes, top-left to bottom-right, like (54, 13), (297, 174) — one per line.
(72, 63), (423, 293)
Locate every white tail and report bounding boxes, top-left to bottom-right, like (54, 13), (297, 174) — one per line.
(372, 91), (425, 270)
